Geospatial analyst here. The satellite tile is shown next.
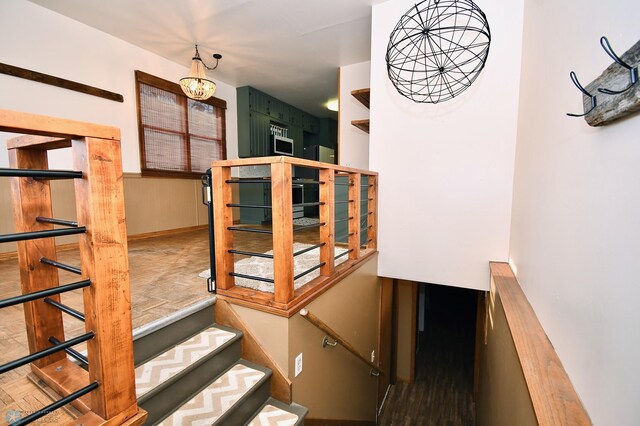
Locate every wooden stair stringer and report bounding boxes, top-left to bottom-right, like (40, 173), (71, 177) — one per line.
(214, 299), (293, 404)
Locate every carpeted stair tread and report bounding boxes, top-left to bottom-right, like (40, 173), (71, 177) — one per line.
(157, 362), (267, 425)
(246, 404), (299, 426)
(135, 326), (237, 399)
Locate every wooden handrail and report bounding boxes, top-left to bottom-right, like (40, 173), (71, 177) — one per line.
(299, 308), (384, 375)
(2, 110), (145, 424)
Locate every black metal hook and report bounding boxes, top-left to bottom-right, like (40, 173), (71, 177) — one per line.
(597, 36), (639, 95)
(567, 71), (597, 117)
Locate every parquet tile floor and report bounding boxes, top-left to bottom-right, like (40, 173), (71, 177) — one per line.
(0, 226), (319, 423)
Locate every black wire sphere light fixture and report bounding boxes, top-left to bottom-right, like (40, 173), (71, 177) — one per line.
(386, 0), (491, 104)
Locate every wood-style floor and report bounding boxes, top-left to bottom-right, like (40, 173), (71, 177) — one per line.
(0, 226), (320, 421)
(379, 284), (478, 426)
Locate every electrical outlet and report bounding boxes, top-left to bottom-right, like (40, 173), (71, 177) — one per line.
(295, 353), (303, 377)
(371, 350), (376, 363)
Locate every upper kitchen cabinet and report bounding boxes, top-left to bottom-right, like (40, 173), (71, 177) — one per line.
(289, 107), (304, 127)
(318, 118), (338, 150)
(302, 113), (320, 134)
(268, 98), (290, 123)
(248, 87), (269, 115)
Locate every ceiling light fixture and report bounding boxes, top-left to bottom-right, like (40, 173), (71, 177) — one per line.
(179, 45), (222, 101)
(326, 98), (339, 112)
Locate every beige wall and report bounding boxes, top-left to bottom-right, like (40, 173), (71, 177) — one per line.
(232, 254), (382, 421)
(0, 175), (210, 254)
(476, 291), (536, 426)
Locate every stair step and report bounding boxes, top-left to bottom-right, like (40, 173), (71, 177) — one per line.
(135, 325), (237, 399)
(158, 360), (272, 425)
(246, 397), (308, 426)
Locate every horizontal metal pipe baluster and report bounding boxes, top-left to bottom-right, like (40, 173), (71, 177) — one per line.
(226, 203), (273, 209)
(44, 298), (85, 321)
(227, 226), (273, 235)
(360, 198), (374, 203)
(335, 249), (355, 260)
(0, 168), (83, 180)
(293, 242), (325, 257)
(292, 202), (325, 207)
(334, 183), (354, 186)
(294, 262), (326, 280)
(35, 217), (79, 227)
(49, 336), (88, 366)
(334, 217), (354, 224)
(228, 249), (274, 259)
(225, 179), (272, 184)
(0, 279), (91, 309)
(335, 233), (355, 241)
(12, 381), (98, 426)
(0, 331), (94, 374)
(229, 272), (274, 283)
(334, 200), (353, 204)
(293, 222), (326, 232)
(40, 258), (81, 275)
(0, 227), (86, 244)
(292, 180), (325, 185)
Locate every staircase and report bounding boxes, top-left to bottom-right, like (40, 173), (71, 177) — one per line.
(131, 297), (307, 425)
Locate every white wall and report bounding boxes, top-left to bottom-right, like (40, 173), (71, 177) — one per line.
(338, 61), (370, 170)
(0, 0), (238, 171)
(509, 1), (640, 423)
(370, 0), (524, 290)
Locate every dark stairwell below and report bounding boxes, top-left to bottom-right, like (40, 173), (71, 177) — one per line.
(379, 283), (478, 426)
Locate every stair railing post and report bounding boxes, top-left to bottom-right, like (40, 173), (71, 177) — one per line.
(8, 146), (66, 368)
(72, 136), (138, 420)
(319, 167), (335, 276)
(271, 159), (294, 304)
(348, 172), (361, 260)
(211, 165), (235, 291)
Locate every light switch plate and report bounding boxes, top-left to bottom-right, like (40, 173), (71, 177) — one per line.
(295, 353), (303, 377)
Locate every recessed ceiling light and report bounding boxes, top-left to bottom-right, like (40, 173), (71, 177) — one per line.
(326, 98), (339, 112)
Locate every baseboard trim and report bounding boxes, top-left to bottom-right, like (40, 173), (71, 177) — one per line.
(0, 225), (208, 260)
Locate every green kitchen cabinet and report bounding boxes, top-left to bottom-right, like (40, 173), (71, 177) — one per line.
(289, 107), (304, 127)
(302, 113), (320, 134)
(288, 125), (304, 158)
(249, 88), (269, 115)
(239, 183), (272, 224)
(268, 98), (290, 123)
(238, 110), (271, 157)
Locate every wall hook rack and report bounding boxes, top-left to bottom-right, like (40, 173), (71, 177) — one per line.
(597, 36), (639, 95)
(568, 36), (640, 126)
(567, 71), (597, 117)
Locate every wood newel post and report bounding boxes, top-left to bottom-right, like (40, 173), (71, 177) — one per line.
(319, 168), (335, 276)
(348, 173), (361, 260)
(8, 148), (66, 368)
(271, 160), (294, 304)
(367, 175), (378, 250)
(212, 166), (235, 290)
(72, 137), (137, 419)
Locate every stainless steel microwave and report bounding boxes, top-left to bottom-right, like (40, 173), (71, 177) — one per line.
(271, 135), (294, 156)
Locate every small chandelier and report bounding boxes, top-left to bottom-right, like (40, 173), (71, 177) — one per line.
(179, 45), (222, 101)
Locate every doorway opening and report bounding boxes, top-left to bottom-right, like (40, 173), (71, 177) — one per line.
(380, 282), (480, 426)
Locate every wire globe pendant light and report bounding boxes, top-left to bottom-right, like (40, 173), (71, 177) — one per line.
(386, 0), (491, 104)
(180, 45), (222, 101)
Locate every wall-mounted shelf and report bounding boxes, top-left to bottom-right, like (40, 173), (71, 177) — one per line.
(350, 88), (370, 134)
(351, 88), (370, 109)
(351, 119), (370, 134)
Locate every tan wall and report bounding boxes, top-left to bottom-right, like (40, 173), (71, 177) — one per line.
(395, 280), (416, 383)
(476, 291), (536, 426)
(0, 174), (213, 254)
(289, 254), (380, 421)
(231, 254), (381, 422)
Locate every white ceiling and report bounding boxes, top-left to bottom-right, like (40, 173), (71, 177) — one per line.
(27, 0), (385, 118)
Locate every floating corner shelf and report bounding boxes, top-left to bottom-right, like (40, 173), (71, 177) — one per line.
(351, 119), (370, 134)
(351, 88), (370, 109)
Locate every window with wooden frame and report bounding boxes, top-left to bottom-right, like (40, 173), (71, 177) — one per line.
(135, 70), (227, 178)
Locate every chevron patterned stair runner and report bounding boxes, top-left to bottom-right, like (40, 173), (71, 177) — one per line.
(158, 363), (266, 425)
(247, 404), (300, 426)
(135, 327), (236, 398)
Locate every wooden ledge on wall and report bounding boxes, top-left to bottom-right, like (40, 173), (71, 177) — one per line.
(489, 262), (592, 425)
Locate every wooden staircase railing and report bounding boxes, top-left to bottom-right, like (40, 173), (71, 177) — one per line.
(0, 109), (146, 425)
(210, 156), (378, 316)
